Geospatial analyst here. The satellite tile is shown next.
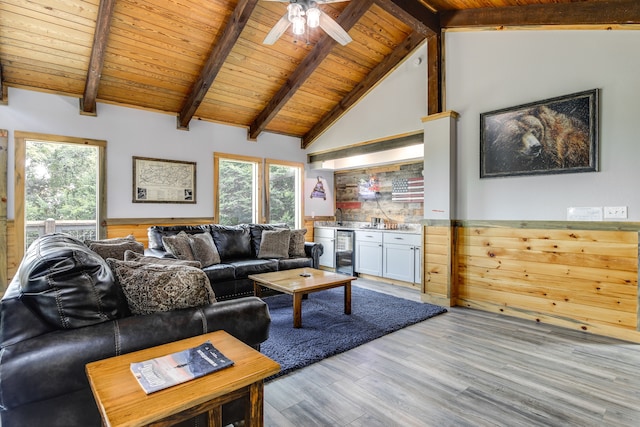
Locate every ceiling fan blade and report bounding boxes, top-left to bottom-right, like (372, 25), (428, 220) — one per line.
(263, 12), (291, 45)
(318, 10), (352, 46)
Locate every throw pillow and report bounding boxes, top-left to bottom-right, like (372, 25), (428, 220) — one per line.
(86, 235), (144, 261)
(188, 233), (221, 267)
(107, 259), (216, 315)
(258, 228), (291, 259)
(162, 231), (195, 261)
(289, 228), (308, 258)
(124, 250), (202, 268)
(85, 235), (136, 246)
(246, 223), (289, 256)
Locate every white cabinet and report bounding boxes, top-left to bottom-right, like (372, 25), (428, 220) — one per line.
(314, 228), (335, 268)
(382, 232), (421, 284)
(355, 231), (383, 276)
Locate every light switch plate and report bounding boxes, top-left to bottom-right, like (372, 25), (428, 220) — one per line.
(604, 206), (627, 219)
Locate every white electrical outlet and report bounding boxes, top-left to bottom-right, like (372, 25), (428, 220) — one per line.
(604, 206), (627, 219)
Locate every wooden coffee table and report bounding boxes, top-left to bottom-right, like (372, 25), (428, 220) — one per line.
(85, 330), (280, 427)
(249, 268), (356, 328)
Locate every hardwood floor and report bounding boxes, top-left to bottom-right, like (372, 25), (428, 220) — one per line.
(263, 279), (640, 426)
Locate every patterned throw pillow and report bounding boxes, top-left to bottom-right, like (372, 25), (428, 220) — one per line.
(188, 233), (221, 267)
(107, 259), (216, 315)
(258, 228), (291, 259)
(288, 228), (307, 258)
(86, 235), (144, 261)
(123, 250), (202, 268)
(162, 231), (195, 261)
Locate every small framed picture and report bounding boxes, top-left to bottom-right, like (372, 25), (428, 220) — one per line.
(132, 156), (196, 203)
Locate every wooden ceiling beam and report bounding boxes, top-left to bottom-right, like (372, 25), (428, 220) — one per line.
(374, 0), (439, 36)
(441, 0), (640, 28)
(426, 32), (441, 115)
(80, 0), (116, 116)
(0, 64), (6, 105)
(177, 0), (259, 130)
(248, 0), (373, 141)
(302, 31), (426, 149)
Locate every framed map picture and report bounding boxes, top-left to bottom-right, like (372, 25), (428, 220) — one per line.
(132, 156), (196, 203)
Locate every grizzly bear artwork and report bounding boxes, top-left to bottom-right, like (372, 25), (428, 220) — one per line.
(480, 90), (597, 178)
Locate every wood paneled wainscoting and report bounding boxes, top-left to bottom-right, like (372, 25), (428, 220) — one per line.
(422, 220), (640, 343)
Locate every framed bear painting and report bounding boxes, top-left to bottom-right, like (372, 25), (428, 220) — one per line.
(480, 89), (599, 178)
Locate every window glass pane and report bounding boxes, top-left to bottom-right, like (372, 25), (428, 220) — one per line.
(25, 141), (98, 248)
(218, 158), (257, 225)
(268, 163), (300, 228)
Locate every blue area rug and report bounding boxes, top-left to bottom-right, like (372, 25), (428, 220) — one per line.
(261, 285), (447, 379)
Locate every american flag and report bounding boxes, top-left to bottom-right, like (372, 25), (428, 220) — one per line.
(391, 177), (424, 202)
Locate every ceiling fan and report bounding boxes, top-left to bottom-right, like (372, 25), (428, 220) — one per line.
(262, 0), (353, 46)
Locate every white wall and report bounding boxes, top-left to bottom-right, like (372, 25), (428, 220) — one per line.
(309, 43), (428, 153)
(446, 30), (640, 221)
(0, 88), (304, 220)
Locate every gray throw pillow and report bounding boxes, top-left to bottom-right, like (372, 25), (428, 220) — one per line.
(188, 233), (220, 267)
(86, 236), (144, 261)
(289, 228), (307, 258)
(162, 231), (195, 261)
(107, 259), (216, 315)
(85, 235), (136, 246)
(124, 250), (202, 268)
(258, 228), (291, 259)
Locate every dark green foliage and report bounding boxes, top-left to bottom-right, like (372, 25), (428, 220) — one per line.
(25, 142), (97, 221)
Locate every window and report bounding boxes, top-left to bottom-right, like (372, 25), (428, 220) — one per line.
(14, 132), (106, 261)
(266, 159), (303, 228)
(214, 153), (262, 225)
(214, 153), (303, 227)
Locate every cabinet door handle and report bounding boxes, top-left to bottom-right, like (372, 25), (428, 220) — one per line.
(394, 237), (403, 240)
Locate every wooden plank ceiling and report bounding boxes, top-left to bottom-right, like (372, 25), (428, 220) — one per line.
(1, 0), (638, 148)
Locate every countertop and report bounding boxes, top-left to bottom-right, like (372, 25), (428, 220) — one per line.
(313, 221), (422, 234)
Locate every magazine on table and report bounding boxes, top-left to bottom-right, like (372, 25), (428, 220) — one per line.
(130, 340), (234, 394)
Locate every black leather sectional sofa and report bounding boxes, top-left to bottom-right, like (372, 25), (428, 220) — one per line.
(0, 233), (271, 426)
(146, 223), (324, 301)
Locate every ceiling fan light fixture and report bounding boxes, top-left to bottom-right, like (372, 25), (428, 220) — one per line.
(287, 3), (303, 22)
(292, 15), (306, 35)
(306, 7), (320, 28)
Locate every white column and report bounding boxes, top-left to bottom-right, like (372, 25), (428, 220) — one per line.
(422, 111), (458, 220)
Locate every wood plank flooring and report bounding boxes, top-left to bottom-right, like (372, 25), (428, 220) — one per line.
(263, 279), (640, 426)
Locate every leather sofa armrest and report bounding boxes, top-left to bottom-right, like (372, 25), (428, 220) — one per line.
(305, 242), (323, 269)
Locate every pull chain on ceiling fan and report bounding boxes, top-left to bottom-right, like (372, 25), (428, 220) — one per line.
(262, 0), (353, 46)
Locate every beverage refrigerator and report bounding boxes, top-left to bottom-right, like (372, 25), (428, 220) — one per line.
(335, 230), (355, 276)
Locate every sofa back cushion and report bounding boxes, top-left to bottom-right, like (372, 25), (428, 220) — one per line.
(147, 225), (211, 251)
(211, 225), (252, 261)
(14, 233), (128, 330)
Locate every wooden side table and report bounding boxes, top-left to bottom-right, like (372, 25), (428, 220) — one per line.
(85, 330), (280, 427)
